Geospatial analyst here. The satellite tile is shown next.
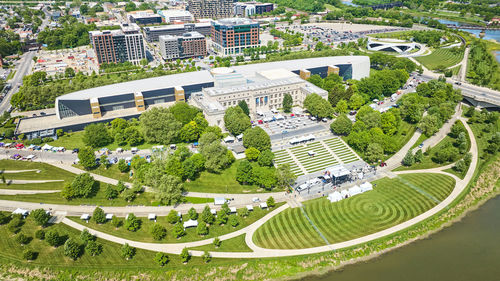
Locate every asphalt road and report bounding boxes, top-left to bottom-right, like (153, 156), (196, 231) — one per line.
(0, 51), (36, 114)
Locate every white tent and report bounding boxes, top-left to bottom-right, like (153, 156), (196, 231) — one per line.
(289, 138), (299, 145)
(360, 182), (373, 192)
(13, 208), (29, 216)
(42, 144), (53, 151)
(183, 219), (198, 228)
(210, 208), (217, 215)
(252, 197), (260, 203)
(328, 191), (343, 203)
(348, 185), (362, 196)
(340, 189), (350, 198)
(25, 155), (35, 160)
(80, 214), (90, 220)
(246, 205), (254, 211)
(260, 202), (268, 209)
(276, 114), (285, 120)
(307, 150), (316, 156)
(307, 134), (315, 140)
(229, 207), (237, 213)
(131, 147), (138, 152)
(224, 136), (235, 143)
(214, 197), (226, 205)
(236, 134), (243, 141)
(148, 213), (156, 220)
(263, 117), (273, 123)
(105, 214), (114, 220)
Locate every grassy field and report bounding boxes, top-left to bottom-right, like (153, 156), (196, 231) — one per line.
(49, 131), (156, 151)
(0, 212), (229, 272)
(74, 164), (132, 183)
(0, 160), (75, 190)
(67, 204), (281, 244)
(190, 234), (252, 252)
(415, 48), (464, 70)
(253, 173), (455, 249)
(450, 65), (461, 76)
(184, 160), (265, 194)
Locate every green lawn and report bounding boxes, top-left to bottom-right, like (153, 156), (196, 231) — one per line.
(190, 234), (252, 252)
(67, 204), (281, 244)
(410, 133), (429, 150)
(253, 173), (455, 249)
(74, 164), (132, 183)
(184, 160), (266, 193)
(0, 182), (64, 190)
(49, 131), (156, 151)
(0, 212), (227, 271)
(450, 65), (461, 76)
(415, 48), (464, 71)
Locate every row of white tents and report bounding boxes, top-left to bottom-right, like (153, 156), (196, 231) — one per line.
(289, 134), (316, 145)
(41, 144), (65, 152)
(328, 182), (373, 203)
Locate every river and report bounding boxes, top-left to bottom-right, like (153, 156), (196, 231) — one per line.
(437, 19), (500, 62)
(304, 195), (500, 281)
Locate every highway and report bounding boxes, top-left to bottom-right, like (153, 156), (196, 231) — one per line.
(0, 51), (36, 114)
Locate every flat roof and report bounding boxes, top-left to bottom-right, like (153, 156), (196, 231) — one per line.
(214, 18), (258, 26)
(57, 56), (368, 101)
(144, 22), (211, 31)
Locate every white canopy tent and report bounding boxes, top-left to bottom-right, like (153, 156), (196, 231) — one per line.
(42, 144), (53, 151)
(183, 219), (198, 228)
(214, 197), (226, 205)
(260, 202), (268, 209)
(360, 182), (373, 192)
(80, 214), (90, 220)
(246, 205), (254, 211)
(229, 207), (237, 213)
(236, 134), (243, 141)
(210, 209), (217, 215)
(328, 191), (343, 203)
(276, 114), (285, 120)
(13, 208), (29, 216)
(105, 214), (114, 220)
(348, 185), (363, 196)
(224, 136), (235, 143)
(148, 214), (156, 220)
(307, 150), (316, 156)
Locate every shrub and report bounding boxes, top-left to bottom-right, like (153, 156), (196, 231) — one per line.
(111, 216), (122, 228)
(266, 196), (276, 208)
(202, 251), (211, 263)
(238, 207), (250, 217)
(115, 181), (127, 193)
(213, 237), (221, 248)
(15, 233), (31, 245)
(0, 212), (10, 224)
(64, 238), (82, 260)
(172, 222), (185, 238)
(197, 222), (208, 236)
(45, 230), (64, 247)
(154, 252), (170, 266)
(30, 209), (50, 226)
(188, 207), (198, 220)
(167, 210), (179, 224)
(229, 215), (239, 227)
(124, 214), (141, 231)
(7, 214), (23, 233)
(80, 229), (96, 244)
(118, 159), (130, 173)
(104, 184), (118, 199)
(23, 249), (37, 260)
(85, 240), (103, 256)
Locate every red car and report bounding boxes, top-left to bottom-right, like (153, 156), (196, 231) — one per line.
(379, 162), (387, 167)
(258, 120), (263, 124)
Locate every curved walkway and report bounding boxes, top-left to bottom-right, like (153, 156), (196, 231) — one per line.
(0, 119), (479, 259)
(0, 189), (60, 195)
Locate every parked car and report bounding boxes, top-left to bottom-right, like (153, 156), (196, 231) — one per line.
(72, 148), (79, 154)
(418, 143), (424, 149)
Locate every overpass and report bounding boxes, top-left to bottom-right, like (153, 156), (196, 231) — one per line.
(456, 83), (500, 108)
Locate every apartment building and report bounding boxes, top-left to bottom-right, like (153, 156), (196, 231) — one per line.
(234, 2), (274, 17)
(158, 10), (194, 23)
(159, 32), (207, 60)
(89, 23), (146, 65)
(211, 18), (260, 56)
(187, 0), (232, 19)
(143, 22), (211, 42)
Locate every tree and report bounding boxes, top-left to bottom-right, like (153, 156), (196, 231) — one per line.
(454, 159), (466, 172)
(154, 252), (169, 266)
(64, 238), (82, 260)
(122, 189), (136, 202)
(238, 100), (250, 116)
(154, 175), (184, 205)
(117, 159), (130, 173)
(80, 229), (96, 244)
(349, 93), (364, 110)
(266, 196), (276, 208)
(381, 112), (398, 136)
(45, 230), (63, 247)
(85, 240), (103, 256)
(124, 214), (141, 232)
(238, 207), (250, 217)
(167, 210), (179, 224)
(124, 127), (143, 146)
(83, 123), (113, 148)
(78, 147), (96, 170)
(104, 184), (118, 200)
(7, 214), (23, 233)
(258, 150), (274, 167)
(180, 121), (200, 143)
(180, 247), (190, 263)
(402, 150), (415, 166)
(330, 114), (352, 135)
(245, 147), (260, 161)
(0, 212), (10, 225)
(65, 67), (75, 78)
(283, 93), (293, 113)
(201, 142), (234, 173)
(116, 181), (127, 193)
(151, 224), (167, 240)
(172, 222), (185, 238)
(334, 99), (348, 114)
(414, 149), (423, 163)
(275, 164), (297, 189)
(15, 233), (31, 245)
(202, 251), (211, 263)
(365, 143), (384, 163)
(197, 222), (209, 236)
(216, 210), (228, 225)
(224, 106), (251, 135)
(62, 173), (98, 199)
(111, 216), (121, 228)
(93, 207), (106, 224)
(121, 243), (135, 260)
(229, 215), (239, 227)
(304, 93), (332, 118)
(187, 207), (198, 221)
(35, 229), (45, 240)
(213, 237), (221, 248)
(200, 205), (215, 225)
(23, 249), (37, 260)
(140, 107), (182, 144)
(31, 208), (50, 226)
(243, 127), (271, 151)
(419, 115), (441, 137)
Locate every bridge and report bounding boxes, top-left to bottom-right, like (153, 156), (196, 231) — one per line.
(454, 82), (500, 108)
(445, 24), (500, 30)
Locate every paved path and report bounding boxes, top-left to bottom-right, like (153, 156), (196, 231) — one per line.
(0, 189), (59, 195)
(1, 169), (40, 173)
(2, 179), (63, 184)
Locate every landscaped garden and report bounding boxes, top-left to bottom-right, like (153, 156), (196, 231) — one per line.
(415, 47), (464, 71)
(0, 160), (76, 190)
(253, 173), (455, 249)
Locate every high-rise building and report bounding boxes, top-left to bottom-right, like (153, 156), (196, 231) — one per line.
(234, 2), (274, 17)
(211, 18), (260, 56)
(187, 0), (232, 19)
(159, 32), (207, 60)
(143, 22), (211, 42)
(89, 23), (146, 65)
(128, 11), (162, 25)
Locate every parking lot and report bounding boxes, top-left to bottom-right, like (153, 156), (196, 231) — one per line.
(254, 113), (322, 137)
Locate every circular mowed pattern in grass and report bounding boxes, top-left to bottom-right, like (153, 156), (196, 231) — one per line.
(253, 173), (455, 249)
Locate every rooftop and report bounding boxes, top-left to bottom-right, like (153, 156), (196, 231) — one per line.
(144, 22), (211, 31)
(214, 18), (258, 26)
